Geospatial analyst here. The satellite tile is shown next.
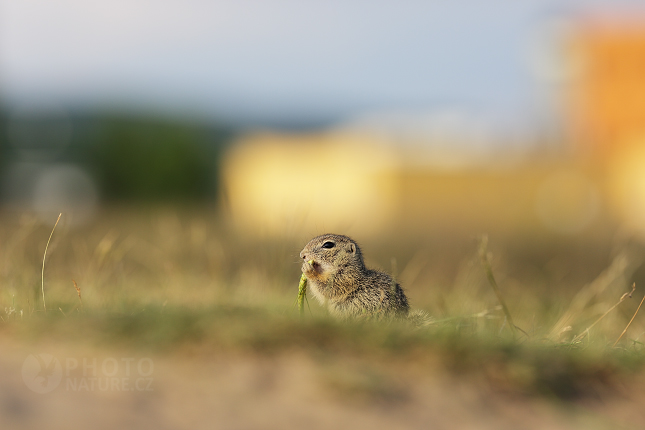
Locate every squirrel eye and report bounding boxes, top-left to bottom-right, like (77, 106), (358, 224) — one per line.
(321, 241), (335, 249)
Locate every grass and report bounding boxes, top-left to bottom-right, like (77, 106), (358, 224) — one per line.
(40, 212), (62, 313)
(1, 206), (645, 405)
(4, 300), (644, 403)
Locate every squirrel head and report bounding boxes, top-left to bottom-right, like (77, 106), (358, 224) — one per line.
(300, 234), (365, 281)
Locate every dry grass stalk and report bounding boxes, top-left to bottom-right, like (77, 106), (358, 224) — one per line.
(571, 283), (636, 344)
(428, 305), (502, 325)
(41, 213), (62, 312)
(613, 286), (645, 347)
(479, 235), (517, 336)
(549, 251), (639, 340)
(73, 279), (83, 309)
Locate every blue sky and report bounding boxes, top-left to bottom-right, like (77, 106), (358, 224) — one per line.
(1, 0), (644, 126)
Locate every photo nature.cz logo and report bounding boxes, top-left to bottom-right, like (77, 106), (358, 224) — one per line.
(22, 353), (63, 394)
(22, 353), (154, 393)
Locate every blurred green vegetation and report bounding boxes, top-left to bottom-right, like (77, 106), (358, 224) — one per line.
(0, 109), (235, 202)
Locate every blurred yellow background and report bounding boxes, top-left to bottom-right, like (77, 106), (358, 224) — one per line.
(218, 16), (645, 241)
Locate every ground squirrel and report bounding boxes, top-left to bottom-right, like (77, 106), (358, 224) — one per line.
(299, 234), (410, 320)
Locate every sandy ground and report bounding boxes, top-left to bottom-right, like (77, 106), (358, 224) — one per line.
(2, 337), (645, 430)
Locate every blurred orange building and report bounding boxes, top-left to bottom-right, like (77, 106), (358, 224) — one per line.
(568, 20), (645, 157)
(567, 18), (645, 233)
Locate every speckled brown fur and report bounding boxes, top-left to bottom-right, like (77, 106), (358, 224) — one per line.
(299, 234), (409, 320)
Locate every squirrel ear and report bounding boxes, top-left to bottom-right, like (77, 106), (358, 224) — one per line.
(348, 243), (356, 254)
